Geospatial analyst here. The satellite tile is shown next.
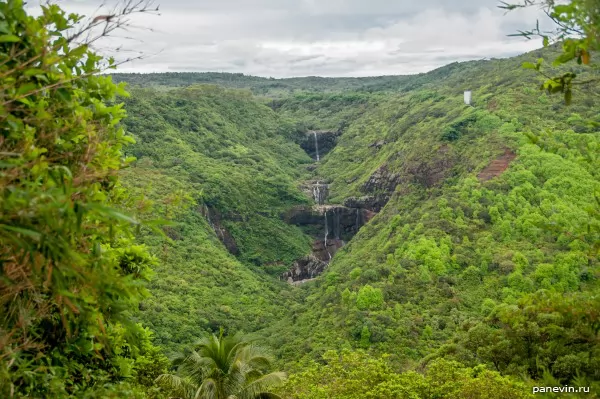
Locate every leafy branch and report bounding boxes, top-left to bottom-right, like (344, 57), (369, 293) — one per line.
(499, 0), (600, 104)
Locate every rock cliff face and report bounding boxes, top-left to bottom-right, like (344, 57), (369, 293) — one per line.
(358, 145), (460, 212)
(311, 238), (345, 262)
(284, 205), (375, 243)
(359, 164), (403, 212)
(200, 205), (240, 255)
(300, 180), (329, 205)
(343, 196), (383, 212)
(282, 255), (328, 281)
(402, 144), (458, 188)
(362, 164), (402, 195)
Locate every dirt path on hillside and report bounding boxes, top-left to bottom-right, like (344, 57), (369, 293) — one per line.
(477, 149), (516, 182)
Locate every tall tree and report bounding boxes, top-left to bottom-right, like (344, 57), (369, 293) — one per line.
(156, 333), (286, 399)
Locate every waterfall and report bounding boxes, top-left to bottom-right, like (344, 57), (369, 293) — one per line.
(324, 209), (332, 260)
(312, 182), (322, 205)
(355, 208), (360, 233)
(313, 132), (320, 161)
(312, 181), (328, 205)
(334, 208), (341, 240)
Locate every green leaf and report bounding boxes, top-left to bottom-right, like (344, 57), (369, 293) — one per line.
(83, 203), (140, 225)
(0, 225), (42, 241)
(69, 44), (88, 59)
(56, 87), (72, 101)
(522, 62), (537, 70)
(553, 4), (573, 15)
(553, 52), (576, 66)
(16, 83), (38, 96)
(35, 74), (49, 83)
(0, 22), (10, 34)
(0, 161), (17, 169)
(0, 34), (20, 42)
(24, 68), (47, 77)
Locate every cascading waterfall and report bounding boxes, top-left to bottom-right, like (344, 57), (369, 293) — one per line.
(311, 181), (329, 205)
(323, 209), (332, 260)
(333, 208), (341, 240)
(313, 132), (320, 161)
(313, 182), (322, 205)
(284, 129), (378, 282)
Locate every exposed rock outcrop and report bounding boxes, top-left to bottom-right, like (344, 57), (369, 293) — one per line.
(200, 205), (240, 255)
(403, 144), (458, 188)
(362, 164), (402, 195)
(284, 205), (374, 241)
(282, 203), (376, 282)
(369, 140), (388, 150)
(359, 145), (459, 212)
(300, 180), (329, 205)
(283, 129), (380, 283)
(282, 255), (328, 282)
(344, 195), (386, 213)
(360, 164), (402, 212)
(312, 238), (345, 262)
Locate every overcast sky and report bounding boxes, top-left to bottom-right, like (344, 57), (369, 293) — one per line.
(33, 0), (551, 77)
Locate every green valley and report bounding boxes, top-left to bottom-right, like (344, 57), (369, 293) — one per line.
(2, 0), (599, 398)
(111, 44), (600, 397)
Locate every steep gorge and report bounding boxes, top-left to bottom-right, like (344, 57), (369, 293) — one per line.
(282, 131), (378, 283)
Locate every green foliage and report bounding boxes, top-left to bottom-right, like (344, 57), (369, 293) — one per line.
(156, 333), (286, 399)
(117, 85), (314, 355)
(0, 1), (163, 397)
(112, 73), (420, 98)
(459, 291), (600, 389)
(355, 285), (384, 310)
(121, 165), (295, 355)
(265, 44), (600, 394)
(279, 350), (533, 398)
(122, 86), (312, 269)
(114, 46), (600, 394)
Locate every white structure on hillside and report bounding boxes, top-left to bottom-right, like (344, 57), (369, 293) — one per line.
(464, 90), (472, 105)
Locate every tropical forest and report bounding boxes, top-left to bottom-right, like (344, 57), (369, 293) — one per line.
(1, 0), (599, 398)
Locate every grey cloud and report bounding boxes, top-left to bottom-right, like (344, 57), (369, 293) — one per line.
(46, 0), (551, 77)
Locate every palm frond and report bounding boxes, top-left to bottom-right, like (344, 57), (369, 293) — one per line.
(238, 372), (287, 399)
(168, 333), (285, 399)
(155, 373), (197, 399)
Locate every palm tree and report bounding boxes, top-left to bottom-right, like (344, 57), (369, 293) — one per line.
(156, 332), (286, 399)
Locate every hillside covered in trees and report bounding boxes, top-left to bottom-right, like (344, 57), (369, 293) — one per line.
(1, 0), (599, 398)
